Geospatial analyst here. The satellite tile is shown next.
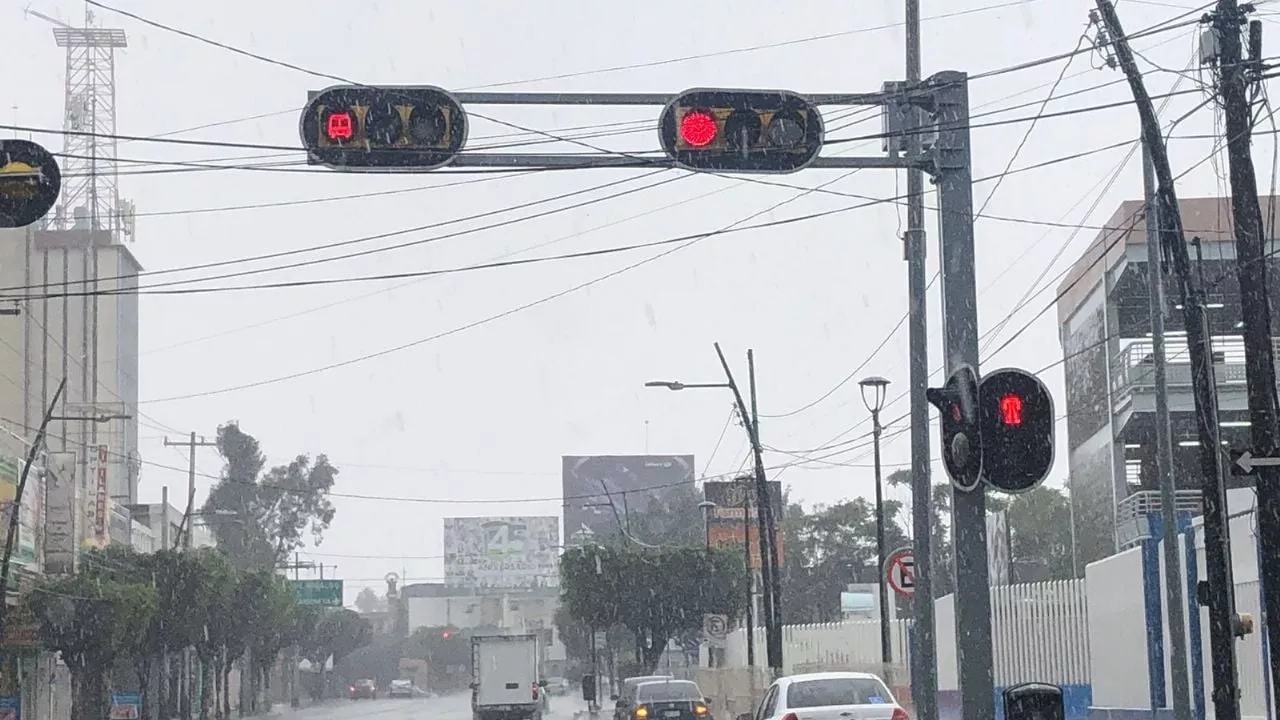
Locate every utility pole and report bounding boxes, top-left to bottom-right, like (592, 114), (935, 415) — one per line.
(1144, 147), (1194, 720)
(1212, 0), (1280, 704)
(742, 484), (755, 669)
(748, 349), (783, 675)
(0, 378), (64, 646)
(903, 0), (937, 713)
(164, 432), (216, 549)
(1095, 2), (1242, 717)
(712, 343), (781, 676)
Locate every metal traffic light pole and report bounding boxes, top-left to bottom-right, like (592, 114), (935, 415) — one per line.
(303, 77), (990, 713)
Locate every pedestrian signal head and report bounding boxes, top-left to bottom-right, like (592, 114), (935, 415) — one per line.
(658, 89), (825, 174)
(300, 85), (468, 171)
(978, 368), (1054, 493)
(927, 364), (982, 491)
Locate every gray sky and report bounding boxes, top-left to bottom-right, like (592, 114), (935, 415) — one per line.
(0, 0), (1251, 601)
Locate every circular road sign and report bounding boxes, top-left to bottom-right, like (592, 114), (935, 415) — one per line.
(885, 548), (916, 598)
(703, 613), (728, 638)
(0, 139), (61, 229)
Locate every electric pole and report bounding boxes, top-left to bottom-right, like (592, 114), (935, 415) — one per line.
(1094, 2), (1242, 717)
(164, 432), (216, 549)
(1210, 0), (1280, 703)
(904, 1), (938, 716)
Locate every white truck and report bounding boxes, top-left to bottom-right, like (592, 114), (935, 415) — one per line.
(471, 633), (545, 720)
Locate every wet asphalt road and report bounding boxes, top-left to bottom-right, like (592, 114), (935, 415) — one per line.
(271, 693), (589, 720)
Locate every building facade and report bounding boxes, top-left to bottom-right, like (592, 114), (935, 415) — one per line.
(1056, 195), (1277, 566)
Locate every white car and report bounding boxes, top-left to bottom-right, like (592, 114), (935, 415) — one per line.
(388, 679), (414, 699)
(738, 671), (907, 720)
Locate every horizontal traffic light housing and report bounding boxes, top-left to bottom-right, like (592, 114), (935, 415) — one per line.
(657, 88), (825, 174)
(300, 85), (468, 171)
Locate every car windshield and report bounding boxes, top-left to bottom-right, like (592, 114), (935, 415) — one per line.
(637, 682), (702, 702)
(786, 678), (892, 708)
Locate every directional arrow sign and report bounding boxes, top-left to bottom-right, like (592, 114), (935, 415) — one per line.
(1231, 449), (1280, 477)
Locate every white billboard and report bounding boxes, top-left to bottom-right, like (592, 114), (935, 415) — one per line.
(443, 516), (560, 590)
(44, 452), (77, 574)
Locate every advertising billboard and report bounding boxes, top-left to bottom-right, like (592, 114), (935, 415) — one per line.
(0, 454), (39, 569)
(43, 452), (76, 574)
(562, 455), (695, 546)
(443, 516), (560, 590)
(703, 479), (784, 568)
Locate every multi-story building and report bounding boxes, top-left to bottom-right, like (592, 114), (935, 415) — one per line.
(126, 501), (216, 550)
(0, 218), (141, 527)
(1057, 195), (1277, 567)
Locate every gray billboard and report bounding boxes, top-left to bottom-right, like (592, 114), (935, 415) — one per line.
(562, 455), (695, 546)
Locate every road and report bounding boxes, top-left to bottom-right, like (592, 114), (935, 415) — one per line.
(271, 693), (590, 720)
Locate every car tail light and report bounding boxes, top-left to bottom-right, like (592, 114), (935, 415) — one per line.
(634, 706), (650, 720)
(891, 709), (910, 720)
(782, 713), (799, 720)
(532, 684), (540, 700)
(695, 705), (709, 716)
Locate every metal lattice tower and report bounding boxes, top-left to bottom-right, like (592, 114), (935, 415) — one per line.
(49, 7), (127, 238)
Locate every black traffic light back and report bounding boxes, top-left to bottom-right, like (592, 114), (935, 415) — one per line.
(657, 88), (825, 174)
(927, 364), (982, 491)
(978, 368), (1055, 493)
(0, 139), (61, 229)
(300, 85), (468, 171)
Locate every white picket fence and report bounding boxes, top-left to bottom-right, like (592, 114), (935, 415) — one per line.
(720, 580), (1090, 690)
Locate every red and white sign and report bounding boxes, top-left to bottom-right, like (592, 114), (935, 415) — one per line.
(886, 548), (915, 598)
(93, 444), (109, 545)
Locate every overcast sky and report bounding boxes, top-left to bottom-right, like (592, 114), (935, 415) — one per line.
(0, 0), (1258, 602)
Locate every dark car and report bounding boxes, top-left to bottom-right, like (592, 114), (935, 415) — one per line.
(613, 675), (675, 720)
(626, 680), (710, 720)
(348, 679), (377, 700)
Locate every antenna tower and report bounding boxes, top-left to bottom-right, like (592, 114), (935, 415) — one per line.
(47, 6), (129, 239)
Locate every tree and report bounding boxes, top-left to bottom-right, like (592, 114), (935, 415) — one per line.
(233, 569), (295, 713)
(1005, 485), (1076, 581)
(202, 422), (338, 569)
(780, 497), (910, 623)
(560, 546), (746, 672)
(354, 588), (386, 614)
(31, 564), (156, 720)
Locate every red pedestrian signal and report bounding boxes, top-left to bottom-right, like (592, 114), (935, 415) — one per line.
(658, 89), (825, 174)
(999, 393), (1024, 427)
(979, 368), (1054, 493)
(300, 85), (469, 171)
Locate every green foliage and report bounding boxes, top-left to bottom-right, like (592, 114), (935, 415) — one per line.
(559, 545), (746, 672)
(202, 422), (338, 569)
(780, 496), (911, 623)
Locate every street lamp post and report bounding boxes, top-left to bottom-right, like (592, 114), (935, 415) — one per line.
(859, 375), (892, 672)
(643, 343), (782, 676)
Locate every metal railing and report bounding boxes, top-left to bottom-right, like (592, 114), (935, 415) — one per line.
(1110, 337), (1267, 401)
(1114, 489), (1203, 549)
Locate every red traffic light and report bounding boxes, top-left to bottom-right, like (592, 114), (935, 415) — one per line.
(999, 393), (1024, 427)
(679, 110), (718, 147)
(658, 88), (825, 174)
(301, 85), (469, 171)
(441, 631), (450, 639)
(325, 112), (354, 142)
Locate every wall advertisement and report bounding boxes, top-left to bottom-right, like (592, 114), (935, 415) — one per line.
(443, 516), (560, 590)
(92, 445), (109, 547)
(703, 479), (785, 569)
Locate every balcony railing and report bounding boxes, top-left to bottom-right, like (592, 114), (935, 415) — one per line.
(1109, 336), (1271, 400)
(1115, 489), (1203, 550)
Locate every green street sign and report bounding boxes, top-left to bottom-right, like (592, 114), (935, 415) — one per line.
(290, 579), (343, 606)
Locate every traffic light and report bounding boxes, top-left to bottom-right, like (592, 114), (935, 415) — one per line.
(441, 631), (451, 639)
(0, 139), (61, 229)
(927, 364), (982, 491)
(978, 368), (1055, 493)
(299, 85), (468, 171)
(657, 89), (825, 174)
